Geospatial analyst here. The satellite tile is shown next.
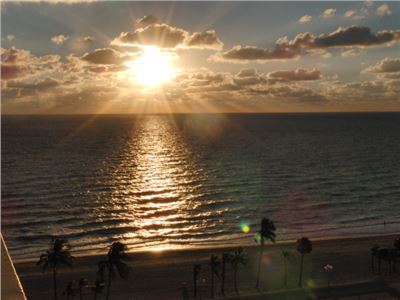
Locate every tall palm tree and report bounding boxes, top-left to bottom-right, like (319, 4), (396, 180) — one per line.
(193, 264), (202, 299)
(255, 218), (276, 289)
(62, 280), (77, 300)
(91, 278), (105, 300)
(210, 255), (220, 298)
(297, 237), (312, 287)
(371, 245), (380, 274)
(282, 250), (290, 287)
(37, 238), (74, 300)
(230, 248), (248, 294)
(78, 278), (89, 300)
(98, 242), (130, 300)
(220, 253), (231, 296)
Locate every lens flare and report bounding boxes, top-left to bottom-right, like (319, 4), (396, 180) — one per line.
(240, 221), (251, 233)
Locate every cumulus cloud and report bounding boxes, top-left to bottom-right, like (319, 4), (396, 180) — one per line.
(51, 34), (69, 45)
(376, 4), (392, 17)
(80, 48), (136, 65)
(321, 8), (336, 18)
(233, 68), (266, 86)
(212, 26), (400, 63)
(363, 58), (400, 73)
(1, 47), (60, 80)
(112, 16), (223, 50)
(267, 68), (322, 81)
(298, 15), (312, 23)
(344, 10), (365, 20)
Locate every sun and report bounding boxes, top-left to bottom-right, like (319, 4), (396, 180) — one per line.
(127, 47), (175, 87)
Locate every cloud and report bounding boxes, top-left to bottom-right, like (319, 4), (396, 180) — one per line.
(344, 10), (365, 20)
(1, 47), (60, 80)
(321, 8), (336, 18)
(212, 26), (400, 63)
(298, 15), (312, 23)
(185, 30), (223, 50)
(267, 68), (322, 81)
(376, 4), (392, 17)
(80, 48), (136, 65)
(51, 34), (69, 45)
(363, 58), (400, 73)
(112, 16), (223, 50)
(233, 68), (266, 86)
(210, 45), (301, 63)
(341, 48), (364, 57)
(3, 34), (15, 41)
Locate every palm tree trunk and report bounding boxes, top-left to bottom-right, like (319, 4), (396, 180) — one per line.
(53, 269), (58, 300)
(105, 266), (112, 300)
(94, 292), (97, 300)
(371, 253), (375, 273)
(210, 267), (214, 298)
(193, 270), (197, 299)
(298, 254), (304, 287)
(234, 268), (238, 294)
(221, 257), (225, 296)
(80, 288), (82, 300)
(283, 256), (287, 287)
(256, 238), (264, 289)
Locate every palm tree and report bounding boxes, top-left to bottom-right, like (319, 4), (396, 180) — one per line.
(220, 253), (231, 296)
(282, 250), (290, 287)
(62, 280), (77, 300)
(91, 278), (105, 300)
(230, 248), (248, 294)
(371, 245), (380, 274)
(37, 238), (74, 300)
(78, 278), (89, 300)
(255, 218), (276, 289)
(193, 264), (202, 299)
(210, 255), (220, 298)
(297, 237), (312, 287)
(98, 242), (131, 300)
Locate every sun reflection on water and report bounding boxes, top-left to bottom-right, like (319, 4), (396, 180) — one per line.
(111, 116), (207, 250)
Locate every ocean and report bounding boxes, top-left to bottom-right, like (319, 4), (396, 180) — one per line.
(2, 113), (400, 260)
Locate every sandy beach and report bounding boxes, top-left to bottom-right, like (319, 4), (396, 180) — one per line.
(14, 234), (400, 300)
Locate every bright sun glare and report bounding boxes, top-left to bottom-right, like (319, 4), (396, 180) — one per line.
(127, 47), (175, 87)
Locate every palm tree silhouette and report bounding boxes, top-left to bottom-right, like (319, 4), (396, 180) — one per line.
(296, 237), (312, 287)
(62, 280), (77, 300)
(282, 250), (290, 287)
(210, 255), (220, 298)
(230, 248), (248, 294)
(371, 245), (380, 274)
(78, 278), (89, 300)
(220, 253), (231, 296)
(255, 218), (276, 289)
(98, 242), (130, 300)
(193, 264), (201, 299)
(91, 278), (105, 300)
(37, 238), (74, 300)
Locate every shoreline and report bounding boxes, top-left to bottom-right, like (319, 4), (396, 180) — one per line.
(14, 233), (400, 300)
(12, 232), (399, 264)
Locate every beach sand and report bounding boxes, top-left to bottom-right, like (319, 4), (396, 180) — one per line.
(14, 234), (400, 300)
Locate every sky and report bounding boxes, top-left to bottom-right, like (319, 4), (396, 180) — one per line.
(1, 1), (400, 114)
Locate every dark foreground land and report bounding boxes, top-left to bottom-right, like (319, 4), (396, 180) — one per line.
(14, 234), (400, 300)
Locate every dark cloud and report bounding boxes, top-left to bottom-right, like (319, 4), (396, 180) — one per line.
(213, 26), (400, 63)
(185, 30), (223, 50)
(267, 68), (321, 81)
(81, 48), (135, 65)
